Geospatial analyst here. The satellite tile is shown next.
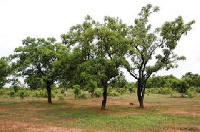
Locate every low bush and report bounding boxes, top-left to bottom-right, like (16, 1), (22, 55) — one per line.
(57, 94), (65, 100)
(146, 88), (172, 95)
(186, 88), (197, 98)
(0, 88), (7, 95)
(32, 90), (47, 98)
(108, 91), (120, 97)
(17, 90), (29, 99)
(116, 88), (127, 95)
(77, 91), (90, 99)
(159, 88), (172, 95)
(61, 89), (65, 94)
(8, 90), (15, 97)
(94, 88), (102, 97)
(73, 85), (81, 99)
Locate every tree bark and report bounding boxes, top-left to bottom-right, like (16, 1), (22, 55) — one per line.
(101, 82), (108, 110)
(137, 78), (145, 108)
(46, 80), (53, 104)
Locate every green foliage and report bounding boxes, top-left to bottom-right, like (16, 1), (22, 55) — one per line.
(60, 88), (65, 94)
(176, 79), (189, 97)
(122, 4), (194, 107)
(116, 88), (127, 95)
(77, 91), (90, 99)
(110, 73), (128, 89)
(146, 88), (172, 95)
(94, 88), (103, 97)
(25, 77), (45, 90)
(125, 83), (136, 93)
(186, 88), (197, 98)
(182, 72), (200, 87)
(196, 87), (200, 93)
(146, 75), (179, 88)
(57, 93), (65, 100)
(32, 90), (47, 98)
(17, 90), (29, 99)
(8, 90), (15, 97)
(0, 88), (7, 95)
(10, 37), (70, 103)
(73, 85), (81, 99)
(108, 90), (120, 97)
(85, 80), (97, 98)
(0, 58), (10, 88)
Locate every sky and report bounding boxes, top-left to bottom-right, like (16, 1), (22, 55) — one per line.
(0, 0), (200, 82)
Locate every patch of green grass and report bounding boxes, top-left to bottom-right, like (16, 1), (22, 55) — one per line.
(73, 112), (200, 132)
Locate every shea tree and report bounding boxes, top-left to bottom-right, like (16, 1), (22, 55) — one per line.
(10, 37), (70, 103)
(124, 4), (195, 108)
(62, 15), (127, 109)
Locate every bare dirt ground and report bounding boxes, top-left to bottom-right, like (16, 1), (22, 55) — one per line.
(0, 120), (81, 132)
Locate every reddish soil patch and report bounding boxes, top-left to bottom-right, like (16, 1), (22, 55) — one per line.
(0, 106), (8, 110)
(66, 97), (134, 107)
(0, 120), (81, 132)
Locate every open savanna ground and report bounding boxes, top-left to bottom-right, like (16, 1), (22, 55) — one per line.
(0, 93), (200, 132)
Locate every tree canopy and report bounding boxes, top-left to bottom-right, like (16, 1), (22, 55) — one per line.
(0, 58), (10, 88)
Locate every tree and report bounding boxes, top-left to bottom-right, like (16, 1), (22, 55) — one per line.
(0, 58), (10, 88)
(62, 15), (127, 110)
(182, 72), (200, 87)
(10, 37), (69, 103)
(124, 4), (195, 108)
(176, 79), (189, 97)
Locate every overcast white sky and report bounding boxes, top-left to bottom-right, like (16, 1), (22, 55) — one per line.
(0, 0), (200, 82)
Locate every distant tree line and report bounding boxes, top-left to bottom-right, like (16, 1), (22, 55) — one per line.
(146, 72), (200, 88)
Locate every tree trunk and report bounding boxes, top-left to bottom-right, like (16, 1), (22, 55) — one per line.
(46, 80), (53, 104)
(138, 92), (144, 108)
(101, 83), (108, 110)
(137, 78), (145, 108)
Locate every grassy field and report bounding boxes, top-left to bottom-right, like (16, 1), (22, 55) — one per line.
(0, 93), (200, 132)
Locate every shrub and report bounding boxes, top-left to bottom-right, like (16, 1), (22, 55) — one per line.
(116, 88), (127, 95)
(159, 88), (172, 95)
(32, 90), (46, 98)
(61, 89), (65, 94)
(17, 90), (29, 99)
(0, 88), (7, 95)
(73, 85), (81, 99)
(108, 91), (120, 97)
(94, 88), (102, 97)
(51, 91), (56, 98)
(9, 90), (15, 97)
(57, 94), (65, 100)
(146, 88), (160, 94)
(187, 89), (197, 98)
(13, 86), (19, 93)
(77, 91), (89, 99)
(145, 88), (172, 95)
(197, 87), (200, 93)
